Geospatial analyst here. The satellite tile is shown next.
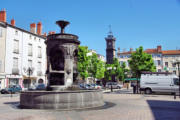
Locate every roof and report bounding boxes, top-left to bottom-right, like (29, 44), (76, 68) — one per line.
(162, 50), (180, 55)
(118, 48), (180, 55)
(0, 21), (46, 39)
(145, 49), (159, 54)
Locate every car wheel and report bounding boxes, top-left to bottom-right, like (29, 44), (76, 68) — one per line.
(117, 86), (121, 89)
(145, 88), (152, 94)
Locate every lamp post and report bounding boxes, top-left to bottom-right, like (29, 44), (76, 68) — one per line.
(107, 66), (116, 92)
(172, 59), (180, 98)
(23, 67), (34, 89)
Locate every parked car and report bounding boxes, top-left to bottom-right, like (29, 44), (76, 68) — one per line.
(78, 83), (95, 90)
(0, 85), (22, 94)
(106, 82), (123, 89)
(91, 84), (102, 89)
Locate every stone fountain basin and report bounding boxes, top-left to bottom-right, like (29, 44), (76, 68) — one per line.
(20, 90), (104, 110)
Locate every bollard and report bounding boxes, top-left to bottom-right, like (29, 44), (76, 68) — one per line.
(174, 92), (176, 99)
(10, 91), (13, 97)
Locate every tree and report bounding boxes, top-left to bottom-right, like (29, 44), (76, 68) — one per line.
(128, 46), (156, 78)
(88, 53), (105, 83)
(77, 46), (90, 80)
(104, 63), (114, 81)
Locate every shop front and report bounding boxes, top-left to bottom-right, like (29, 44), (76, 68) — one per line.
(5, 74), (23, 88)
(22, 75), (37, 89)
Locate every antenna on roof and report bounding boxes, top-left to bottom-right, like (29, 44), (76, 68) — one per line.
(108, 25), (113, 35)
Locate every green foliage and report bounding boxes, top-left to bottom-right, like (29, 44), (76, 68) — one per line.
(104, 64), (114, 81)
(88, 53), (105, 82)
(77, 46), (90, 80)
(104, 58), (128, 82)
(128, 46), (156, 78)
(77, 46), (105, 82)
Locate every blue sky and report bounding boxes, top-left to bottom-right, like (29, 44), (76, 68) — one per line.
(2, 0), (180, 56)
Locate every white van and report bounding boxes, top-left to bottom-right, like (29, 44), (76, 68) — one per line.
(140, 72), (179, 94)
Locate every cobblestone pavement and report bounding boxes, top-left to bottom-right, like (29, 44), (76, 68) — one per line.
(0, 92), (180, 120)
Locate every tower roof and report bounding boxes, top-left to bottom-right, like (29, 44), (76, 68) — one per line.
(106, 25), (116, 40)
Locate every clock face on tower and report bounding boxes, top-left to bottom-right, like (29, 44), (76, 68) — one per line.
(108, 42), (111, 46)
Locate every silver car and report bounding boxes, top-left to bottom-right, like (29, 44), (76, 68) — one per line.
(106, 82), (123, 89)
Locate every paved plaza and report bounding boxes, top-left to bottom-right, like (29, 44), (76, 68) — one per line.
(0, 90), (180, 120)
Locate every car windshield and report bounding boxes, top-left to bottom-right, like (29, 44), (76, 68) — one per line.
(173, 78), (179, 85)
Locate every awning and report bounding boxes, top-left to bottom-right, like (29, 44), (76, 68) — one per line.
(23, 75), (37, 80)
(125, 78), (140, 81)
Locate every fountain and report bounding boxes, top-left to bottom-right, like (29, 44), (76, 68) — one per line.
(20, 20), (104, 110)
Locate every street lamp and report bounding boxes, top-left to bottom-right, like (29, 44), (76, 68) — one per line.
(23, 67), (34, 89)
(107, 66), (116, 92)
(172, 59), (180, 98)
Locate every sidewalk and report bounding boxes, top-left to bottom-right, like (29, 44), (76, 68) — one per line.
(0, 92), (180, 120)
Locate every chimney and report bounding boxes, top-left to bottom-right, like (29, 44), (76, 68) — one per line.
(11, 19), (15, 26)
(30, 23), (36, 33)
(157, 45), (162, 53)
(37, 22), (42, 35)
(130, 48), (133, 52)
(0, 9), (6, 22)
(43, 32), (47, 37)
(48, 31), (56, 35)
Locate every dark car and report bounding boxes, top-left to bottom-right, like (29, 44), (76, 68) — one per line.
(0, 85), (22, 94)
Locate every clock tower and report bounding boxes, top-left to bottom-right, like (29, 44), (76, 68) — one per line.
(105, 27), (116, 64)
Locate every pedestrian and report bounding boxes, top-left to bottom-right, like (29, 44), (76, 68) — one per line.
(132, 83), (136, 94)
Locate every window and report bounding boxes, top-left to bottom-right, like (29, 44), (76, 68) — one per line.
(15, 30), (18, 35)
(172, 63), (176, 67)
(154, 60), (157, 66)
(28, 44), (33, 56)
(13, 57), (18, 68)
(0, 28), (2, 37)
(37, 62), (41, 71)
(157, 60), (161, 66)
(13, 39), (19, 54)
(157, 54), (161, 57)
(173, 78), (179, 85)
(28, 60), (32, 67)
(165, 62), (168, 67)
(29, 35), (32, 39)
(38, 46), (42, 58)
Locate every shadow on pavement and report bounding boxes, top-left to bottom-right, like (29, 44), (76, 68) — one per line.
(3, 101), (116, 111)
(147, 100), (180, 120)
(4, 101), (19, 105)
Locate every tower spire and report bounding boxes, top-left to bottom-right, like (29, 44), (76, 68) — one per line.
(108, 25), (113, 36)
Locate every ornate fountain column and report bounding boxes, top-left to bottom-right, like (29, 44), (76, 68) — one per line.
(46, 20), (80, 90)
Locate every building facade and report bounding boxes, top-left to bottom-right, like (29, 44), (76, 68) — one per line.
(0, 22), (6, 89)
(0, 9), (47, 89)
(117, 45), (180, 76)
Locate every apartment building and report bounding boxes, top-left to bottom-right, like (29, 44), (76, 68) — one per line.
(0, 9), (47, 89)
(117, 46), (180, 76)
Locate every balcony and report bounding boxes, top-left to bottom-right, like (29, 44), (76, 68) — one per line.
(13, 49), (19, 54)
(12, 68), (19, 75)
